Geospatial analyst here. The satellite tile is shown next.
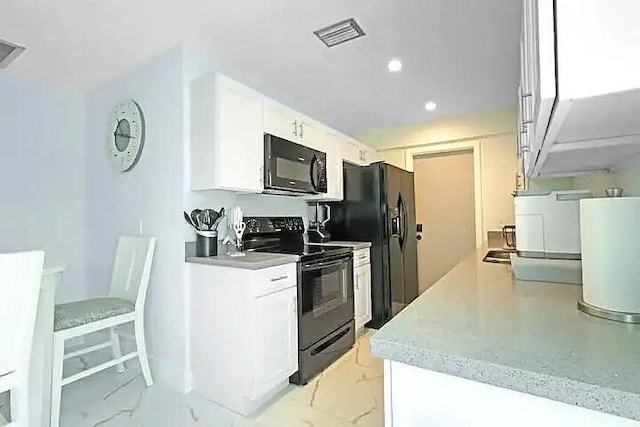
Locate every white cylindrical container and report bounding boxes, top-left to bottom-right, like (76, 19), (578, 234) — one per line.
(580, 197), (640, 314)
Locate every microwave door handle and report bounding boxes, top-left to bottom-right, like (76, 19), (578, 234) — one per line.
(310, 154), (319, 191)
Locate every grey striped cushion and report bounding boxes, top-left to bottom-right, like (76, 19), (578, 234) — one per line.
(54, 298), (134, 331)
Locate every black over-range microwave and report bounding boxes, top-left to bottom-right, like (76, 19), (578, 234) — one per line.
(263, 133), (327, 195)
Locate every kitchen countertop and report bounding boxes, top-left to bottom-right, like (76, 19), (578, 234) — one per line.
(371, 246), (640, 421)
(309, 241), (372, 250)
(186, 252), (299, 270)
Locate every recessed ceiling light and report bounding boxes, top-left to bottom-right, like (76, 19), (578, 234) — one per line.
(424, 101), (437, 111)
(387, 59), (402, 73)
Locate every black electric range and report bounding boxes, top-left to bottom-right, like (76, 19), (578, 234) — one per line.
(243, 217), (355, 385)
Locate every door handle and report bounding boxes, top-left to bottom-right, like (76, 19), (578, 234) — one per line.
(416, 235), (422, 241)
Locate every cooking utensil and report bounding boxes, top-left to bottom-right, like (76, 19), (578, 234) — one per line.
(191, 209), (203, 230)
(184, 211), (198, 230)
(211, 207), (225, 230)
(197, 210), (209, 231)
(605, 188), (624, 198)
(203, 208), (222, 230)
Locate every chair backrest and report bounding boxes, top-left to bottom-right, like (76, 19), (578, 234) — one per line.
(0, 251), (44, 377)
(108, 236), (156, 308)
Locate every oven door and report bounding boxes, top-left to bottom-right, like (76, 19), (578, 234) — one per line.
(298, 254), (354, 350)
(264, 134), (327, 194)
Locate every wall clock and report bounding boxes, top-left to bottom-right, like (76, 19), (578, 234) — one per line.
(108, 99), (146, 172)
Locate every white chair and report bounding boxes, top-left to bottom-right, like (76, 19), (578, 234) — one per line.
(0, 250), (45, 426)
(49, 236), (156, 427)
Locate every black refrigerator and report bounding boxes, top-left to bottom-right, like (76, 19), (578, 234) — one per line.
(328, 162), (419, 328)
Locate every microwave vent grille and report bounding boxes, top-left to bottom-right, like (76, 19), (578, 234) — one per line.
(0, 39), (26, 69)
(314, 18), (366, 48)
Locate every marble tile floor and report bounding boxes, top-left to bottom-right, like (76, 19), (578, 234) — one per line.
(4, 329), (383, 427)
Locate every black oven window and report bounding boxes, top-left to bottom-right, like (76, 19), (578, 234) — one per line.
(312, 269), (343, 317)
(276, 158), (310, 183)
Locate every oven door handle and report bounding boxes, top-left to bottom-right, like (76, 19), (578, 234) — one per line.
(302, 258), (348, 272)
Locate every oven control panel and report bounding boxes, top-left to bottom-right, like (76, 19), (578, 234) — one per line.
(244, 216), (305, 235)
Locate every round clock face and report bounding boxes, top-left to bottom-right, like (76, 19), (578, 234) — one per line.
(108, 99), (145, 172)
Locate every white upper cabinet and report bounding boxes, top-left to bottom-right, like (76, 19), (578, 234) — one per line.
(190, 73), (375, 198)
(342, 137), (375, 166)
(264, 99), (300, 143)
(519, 0), (640, 177)
(263, 99), (325, 150)
(191, 74), (264, 192)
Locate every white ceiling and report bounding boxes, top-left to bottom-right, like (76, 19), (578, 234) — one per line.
(1, 0), (521, 135)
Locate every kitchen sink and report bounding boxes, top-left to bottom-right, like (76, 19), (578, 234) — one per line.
(482, 250), (514, 265)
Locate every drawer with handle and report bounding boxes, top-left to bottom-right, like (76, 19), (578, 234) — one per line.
(353, 248), (370, 268)
(252, 263), (297, 297)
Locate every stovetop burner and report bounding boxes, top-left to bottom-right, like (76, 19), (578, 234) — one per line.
(253, 244), (352, 262)
(242, 216), (352, 262)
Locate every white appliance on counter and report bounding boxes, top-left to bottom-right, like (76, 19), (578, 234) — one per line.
(578, 197), (640, 323)
(514, 190), (592, 259)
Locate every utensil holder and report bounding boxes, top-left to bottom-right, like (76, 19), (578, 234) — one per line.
(196, 230), (218, 257)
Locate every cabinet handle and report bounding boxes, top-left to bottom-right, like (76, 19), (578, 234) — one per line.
(292, 119), (298, 137)
(259, 165), (263, 186)
(358, 255), (368, 260)
(270, 275), (289, 282)
(292, 296), (297, 313)
(299, 121), (305, 139)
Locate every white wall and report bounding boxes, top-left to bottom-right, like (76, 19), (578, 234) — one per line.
(480, 134), (520, 232)
(85, 47), (187, 389)
(0, 74), (86, 302)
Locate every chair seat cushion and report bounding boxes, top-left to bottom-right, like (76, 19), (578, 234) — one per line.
(54, 297), (135, 331)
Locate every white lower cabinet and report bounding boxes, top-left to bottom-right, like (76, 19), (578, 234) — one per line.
(353, 248), (372, 332)
(252, 285), (298, 399)
(190, 263), (298, 415)
(385, 360), (637, 427)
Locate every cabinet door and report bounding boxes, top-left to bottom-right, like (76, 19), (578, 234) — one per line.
(361, 146), (377, 165)
(252, 286), (298, 399)
(354, 264), (369, 331)
(530, 0), (556, 169)
(214, 76), (265, 192)
(297, 118), (325, 150)
(311, 132), (343, 201)
(362, 263), (372, 325)
(342, 138), (365, 166)
(264, 99), (299, 142)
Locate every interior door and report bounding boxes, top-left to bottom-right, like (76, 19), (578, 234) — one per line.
(253, 286), (298, 399)
(413, 152), (476, 294)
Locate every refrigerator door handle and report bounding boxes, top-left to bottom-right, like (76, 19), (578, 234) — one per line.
(398, 194), (406, 250)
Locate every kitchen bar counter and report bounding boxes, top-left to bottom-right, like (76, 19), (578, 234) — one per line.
(371, 247), (640, 421)
(186, 252), (299, 270)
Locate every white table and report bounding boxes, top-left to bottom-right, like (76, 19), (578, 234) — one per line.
(29, 266), (64, 427)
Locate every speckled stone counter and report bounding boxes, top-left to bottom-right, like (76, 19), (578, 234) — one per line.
(371, 247), (640, 421)
(186, 252), (299, 270)
(310, 241), (372, 250)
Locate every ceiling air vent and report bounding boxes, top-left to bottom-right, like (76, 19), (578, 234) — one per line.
(314, 18), (365, 48)
(0, 39), (26, 69)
